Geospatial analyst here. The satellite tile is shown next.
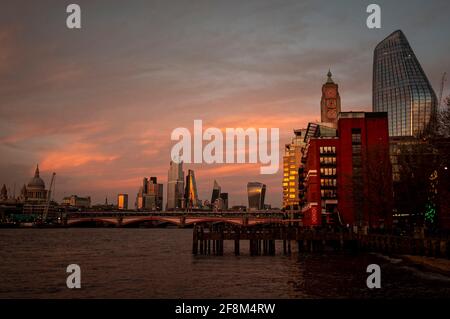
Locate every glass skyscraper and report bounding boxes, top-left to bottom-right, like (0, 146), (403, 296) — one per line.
(167, 160), (184, 210)
(373, 30), (437, 137)
(184, 169), (199, 209)
(247, 182), (266, 211)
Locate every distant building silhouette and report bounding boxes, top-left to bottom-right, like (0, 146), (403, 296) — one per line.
(62, 195), (91, 208)
(211, 180), (221, 204)
(136, 177), (163, 211)
(167, 161), (184, 210)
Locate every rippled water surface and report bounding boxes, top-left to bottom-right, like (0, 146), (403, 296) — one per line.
(0, 228), (449, 298)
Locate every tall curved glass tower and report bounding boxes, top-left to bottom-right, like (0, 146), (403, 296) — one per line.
(373, 30), (437, 137)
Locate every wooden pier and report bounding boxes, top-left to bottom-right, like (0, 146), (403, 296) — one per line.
(192, 224), (450, 259)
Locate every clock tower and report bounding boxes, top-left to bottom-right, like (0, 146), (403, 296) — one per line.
(320, 70), (341, 125)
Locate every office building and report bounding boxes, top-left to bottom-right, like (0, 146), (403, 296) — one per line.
(136, 177), (163, 211)
(282, 129), (307, 210)
(185, 169), (199, 209)
(247, 182), (266, 211)
(167, 161), (184, 210)
(373, 30), (437, 137)
(301, 112), (392, 229)
(211, 180), (221, 205)
(117, 194), (128, 210)
(62, 195), (91, 208)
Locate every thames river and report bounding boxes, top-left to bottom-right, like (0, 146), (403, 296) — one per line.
(0, 228), (449, 298)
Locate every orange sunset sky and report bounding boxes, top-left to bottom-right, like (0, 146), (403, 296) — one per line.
(1, 0), (449, 207)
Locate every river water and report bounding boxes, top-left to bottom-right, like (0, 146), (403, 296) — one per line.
(0, 228), (449, 298)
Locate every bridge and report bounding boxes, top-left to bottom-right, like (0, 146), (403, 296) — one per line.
(64, 211), (299, 227)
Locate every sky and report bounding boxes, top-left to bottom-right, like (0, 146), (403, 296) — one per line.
(0, 0), (449, 207)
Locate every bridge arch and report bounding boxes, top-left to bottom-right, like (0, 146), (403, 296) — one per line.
(120, 216), (181, 227)
(67, 218), (117, 227)
(184, 218), (244, 226)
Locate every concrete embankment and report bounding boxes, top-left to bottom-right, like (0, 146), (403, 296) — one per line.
(400, 255), (450, 276)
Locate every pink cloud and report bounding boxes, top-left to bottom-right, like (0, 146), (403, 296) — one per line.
(40, 143), (119, 171)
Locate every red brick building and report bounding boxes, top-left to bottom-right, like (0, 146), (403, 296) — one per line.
(302, 112), (393, 230)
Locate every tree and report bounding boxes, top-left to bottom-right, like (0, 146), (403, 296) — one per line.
(394, 141), (439, 228)
(436, 94), (450, 137)
(364, 144), (393, 230)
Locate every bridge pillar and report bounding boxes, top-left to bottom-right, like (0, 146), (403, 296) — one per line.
(270, 240), (276, 255)
(234, 239), (240, 256)
(192, 225), (199, 255)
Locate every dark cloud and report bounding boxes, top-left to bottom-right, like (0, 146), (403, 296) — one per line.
(0, 0), (449, 206)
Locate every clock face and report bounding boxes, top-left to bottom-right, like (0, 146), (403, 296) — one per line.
(326, 99), (336, 109)
(327, 109), (337, 119)
(325, 88), (335, 98)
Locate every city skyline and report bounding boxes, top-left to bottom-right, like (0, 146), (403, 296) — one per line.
(1, 1), (449, 207)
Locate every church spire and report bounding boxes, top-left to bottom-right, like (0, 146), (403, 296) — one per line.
(34, 164), (40, 178)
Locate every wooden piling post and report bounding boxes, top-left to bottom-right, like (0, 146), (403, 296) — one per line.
(192, 225), (198, 255)
(234, 239), (240, 256)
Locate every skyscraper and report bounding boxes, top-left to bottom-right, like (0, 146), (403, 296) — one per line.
(211, 180), (221, 204)
(373, 30), (437, 137)
(136, 177), (163, 211)
(247, 182), (266, 211)
(219, 192), (229, 210)
(167, 161), (184, 210)
(184, 169), (199, 209)
(117, 194), (128, 210)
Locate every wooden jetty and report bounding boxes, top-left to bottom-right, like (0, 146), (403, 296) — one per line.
(192, 224), (450, 259)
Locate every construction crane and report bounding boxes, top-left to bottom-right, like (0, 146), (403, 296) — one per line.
(43, 172), (56, 222)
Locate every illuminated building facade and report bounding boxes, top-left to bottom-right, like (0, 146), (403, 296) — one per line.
(136, 177), (163, 211)
(282, 129), (306, 210)
(247, 182), (266, 211)
(117, 194), (128, 210)
(301, 123), (338, 226)
(185, 169), (199, 209)
(301, 112), (393, 229)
